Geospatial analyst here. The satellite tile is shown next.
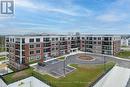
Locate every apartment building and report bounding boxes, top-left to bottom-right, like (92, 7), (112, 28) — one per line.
(5, 34), (121, 70)
(80, 35), (121, 55)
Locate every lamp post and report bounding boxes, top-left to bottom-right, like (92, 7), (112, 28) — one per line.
(103, 52), (107, 73)
(63, 55), (67, 77)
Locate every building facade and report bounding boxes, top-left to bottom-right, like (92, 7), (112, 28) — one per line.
(121, 38), (129, 47)
(5, 34), (121, 70)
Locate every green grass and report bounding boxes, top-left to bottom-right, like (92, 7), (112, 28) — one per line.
(0, 47), (5, 52)
(116, 51), (130, 59)
(3, 68), (33, 84)
(121, 46), (129, 48)
(58, 56), (65, 60)
(33, 62), (115, 87)
(0, 56), (6, 61)
(3, 62), (114, 87)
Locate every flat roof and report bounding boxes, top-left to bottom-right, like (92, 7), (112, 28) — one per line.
(94, 66), (130, 87)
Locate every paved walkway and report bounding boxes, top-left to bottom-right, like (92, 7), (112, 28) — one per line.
(94, 66), (130, 87)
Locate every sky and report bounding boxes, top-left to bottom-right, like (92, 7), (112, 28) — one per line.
(0, 0), (130, 35)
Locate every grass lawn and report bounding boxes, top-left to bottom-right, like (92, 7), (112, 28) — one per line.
(0, 56), (6, 61)
(2, 62), (114, 87)
(58, 56), (65, 60)
(121, 46), (129, 48)
(0, 47), (5, 52)
(33, 62), (114, 87)
(116, 51), (130, 59)
(2, 68), (33, 84)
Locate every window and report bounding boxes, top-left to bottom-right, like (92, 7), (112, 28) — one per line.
(52, 38), (55, 41)
(36, 44), (40, 48)
(56, 38), (58, 41)
(30, 51), (34, 55)
(43, 48), (50, 52)
(104, 37), (111, 41)
(13, 38), (14, 42)
(36, 38), (40, 42)
(82, 37), (85, 40)
(43, 38), (50, 42)
(89, 37), (92, 40)
(98, 37), (101, 40)
(110, 37), (112, 40)
(6, 38), (9, 42)
(52, 48), (55, 51)
(102, 42), (111, 45)
(36, 50), (40, 53)
(30, 45), (34, 48)
(94, 37), (96, 40)
(56, 43), (58, 45)
(29, 39), (34, 42)
(36, 56), (41, 59)
(88, 41), (92, 44)
(22, 45), (25, 49)
(98, 42), (101, 44)
(86, 45), (93, 48)
(22, 38), (25, 43)
(93, 42), (96, 44)
(44, 43), (50, 47)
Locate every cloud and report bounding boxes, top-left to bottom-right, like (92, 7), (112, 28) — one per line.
(96, 13), (127, 22)
(96, 0), (130, 22)
(15, 0), (91, 16)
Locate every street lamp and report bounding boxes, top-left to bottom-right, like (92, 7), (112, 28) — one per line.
(63, 55), (67, 77)
(103, 52), (107, 73)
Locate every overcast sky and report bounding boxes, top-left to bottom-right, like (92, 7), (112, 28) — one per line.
(0, 0), (130, 35)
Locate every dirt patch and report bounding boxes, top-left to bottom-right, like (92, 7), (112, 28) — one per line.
(12, 71), (30, 79)
(77, 53), (94, 60)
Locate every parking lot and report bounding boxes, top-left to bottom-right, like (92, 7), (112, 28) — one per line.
(33, 59), (76, 78)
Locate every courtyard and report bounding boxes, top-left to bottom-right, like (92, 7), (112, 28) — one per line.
(1, 52), (115, 87)
(33, 62), (114, 87)
(32, 53), (100, 78)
